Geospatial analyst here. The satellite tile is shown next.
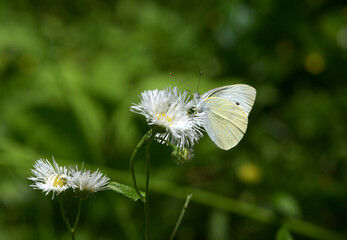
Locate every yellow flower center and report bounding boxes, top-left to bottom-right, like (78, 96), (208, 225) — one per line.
(157, 113), (172, 123)
(49, 174), (67, 188)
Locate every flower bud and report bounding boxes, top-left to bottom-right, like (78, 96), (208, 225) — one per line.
(171, 147), (194, 164)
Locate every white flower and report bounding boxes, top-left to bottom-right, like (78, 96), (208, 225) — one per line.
(131, 87), (204, 148)
(70, 165), (110, 199)
(28, 157), (72, 199)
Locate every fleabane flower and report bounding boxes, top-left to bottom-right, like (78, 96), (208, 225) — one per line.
(131, 87), (204, 148)
(28, 157), (72, 199)
(70, 165), (110, 199)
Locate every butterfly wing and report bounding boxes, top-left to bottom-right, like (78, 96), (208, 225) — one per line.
(203, 97), (248, 150)
(201, 84), (256, 116)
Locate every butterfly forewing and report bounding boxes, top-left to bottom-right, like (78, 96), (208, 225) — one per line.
(203, 97), (248, 150)
(201, 84), (256, 116)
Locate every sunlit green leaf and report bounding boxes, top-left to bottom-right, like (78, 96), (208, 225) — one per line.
(108, 181), (145, 202)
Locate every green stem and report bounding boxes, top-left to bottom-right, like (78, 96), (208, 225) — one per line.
(58, 195), (74, 240)
(169, 194), (193, 240)
(144, 132), (155, 240)
(130, 129), (153, 200)
(71, 199), (83, 234)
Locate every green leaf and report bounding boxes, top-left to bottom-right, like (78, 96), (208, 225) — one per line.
(277, 227), (294, 240)
(108, 182), (145, 202)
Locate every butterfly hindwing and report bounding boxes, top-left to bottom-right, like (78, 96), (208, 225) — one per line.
(203, 97), (248, 150)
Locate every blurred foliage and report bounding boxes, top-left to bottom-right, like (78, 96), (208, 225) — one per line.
(0, 0), (347, 239)
(277, 227), (294, 240)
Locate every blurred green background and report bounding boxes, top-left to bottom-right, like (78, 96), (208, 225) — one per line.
(1, 0), (347, 239)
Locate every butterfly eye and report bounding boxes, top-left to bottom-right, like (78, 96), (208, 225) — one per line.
(188, 107), (197, 115)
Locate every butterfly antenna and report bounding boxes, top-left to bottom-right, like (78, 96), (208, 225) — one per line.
(170, 72), (194, 92)
(196, 71), (203, 92)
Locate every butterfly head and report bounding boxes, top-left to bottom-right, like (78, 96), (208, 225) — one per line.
(193, 92), (201, 101)
(189, 92), (205, 114)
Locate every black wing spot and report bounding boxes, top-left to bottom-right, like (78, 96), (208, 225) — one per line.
(236, 102), (240, 106)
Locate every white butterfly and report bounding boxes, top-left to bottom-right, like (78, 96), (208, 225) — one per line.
(193, 84), (256, 150)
